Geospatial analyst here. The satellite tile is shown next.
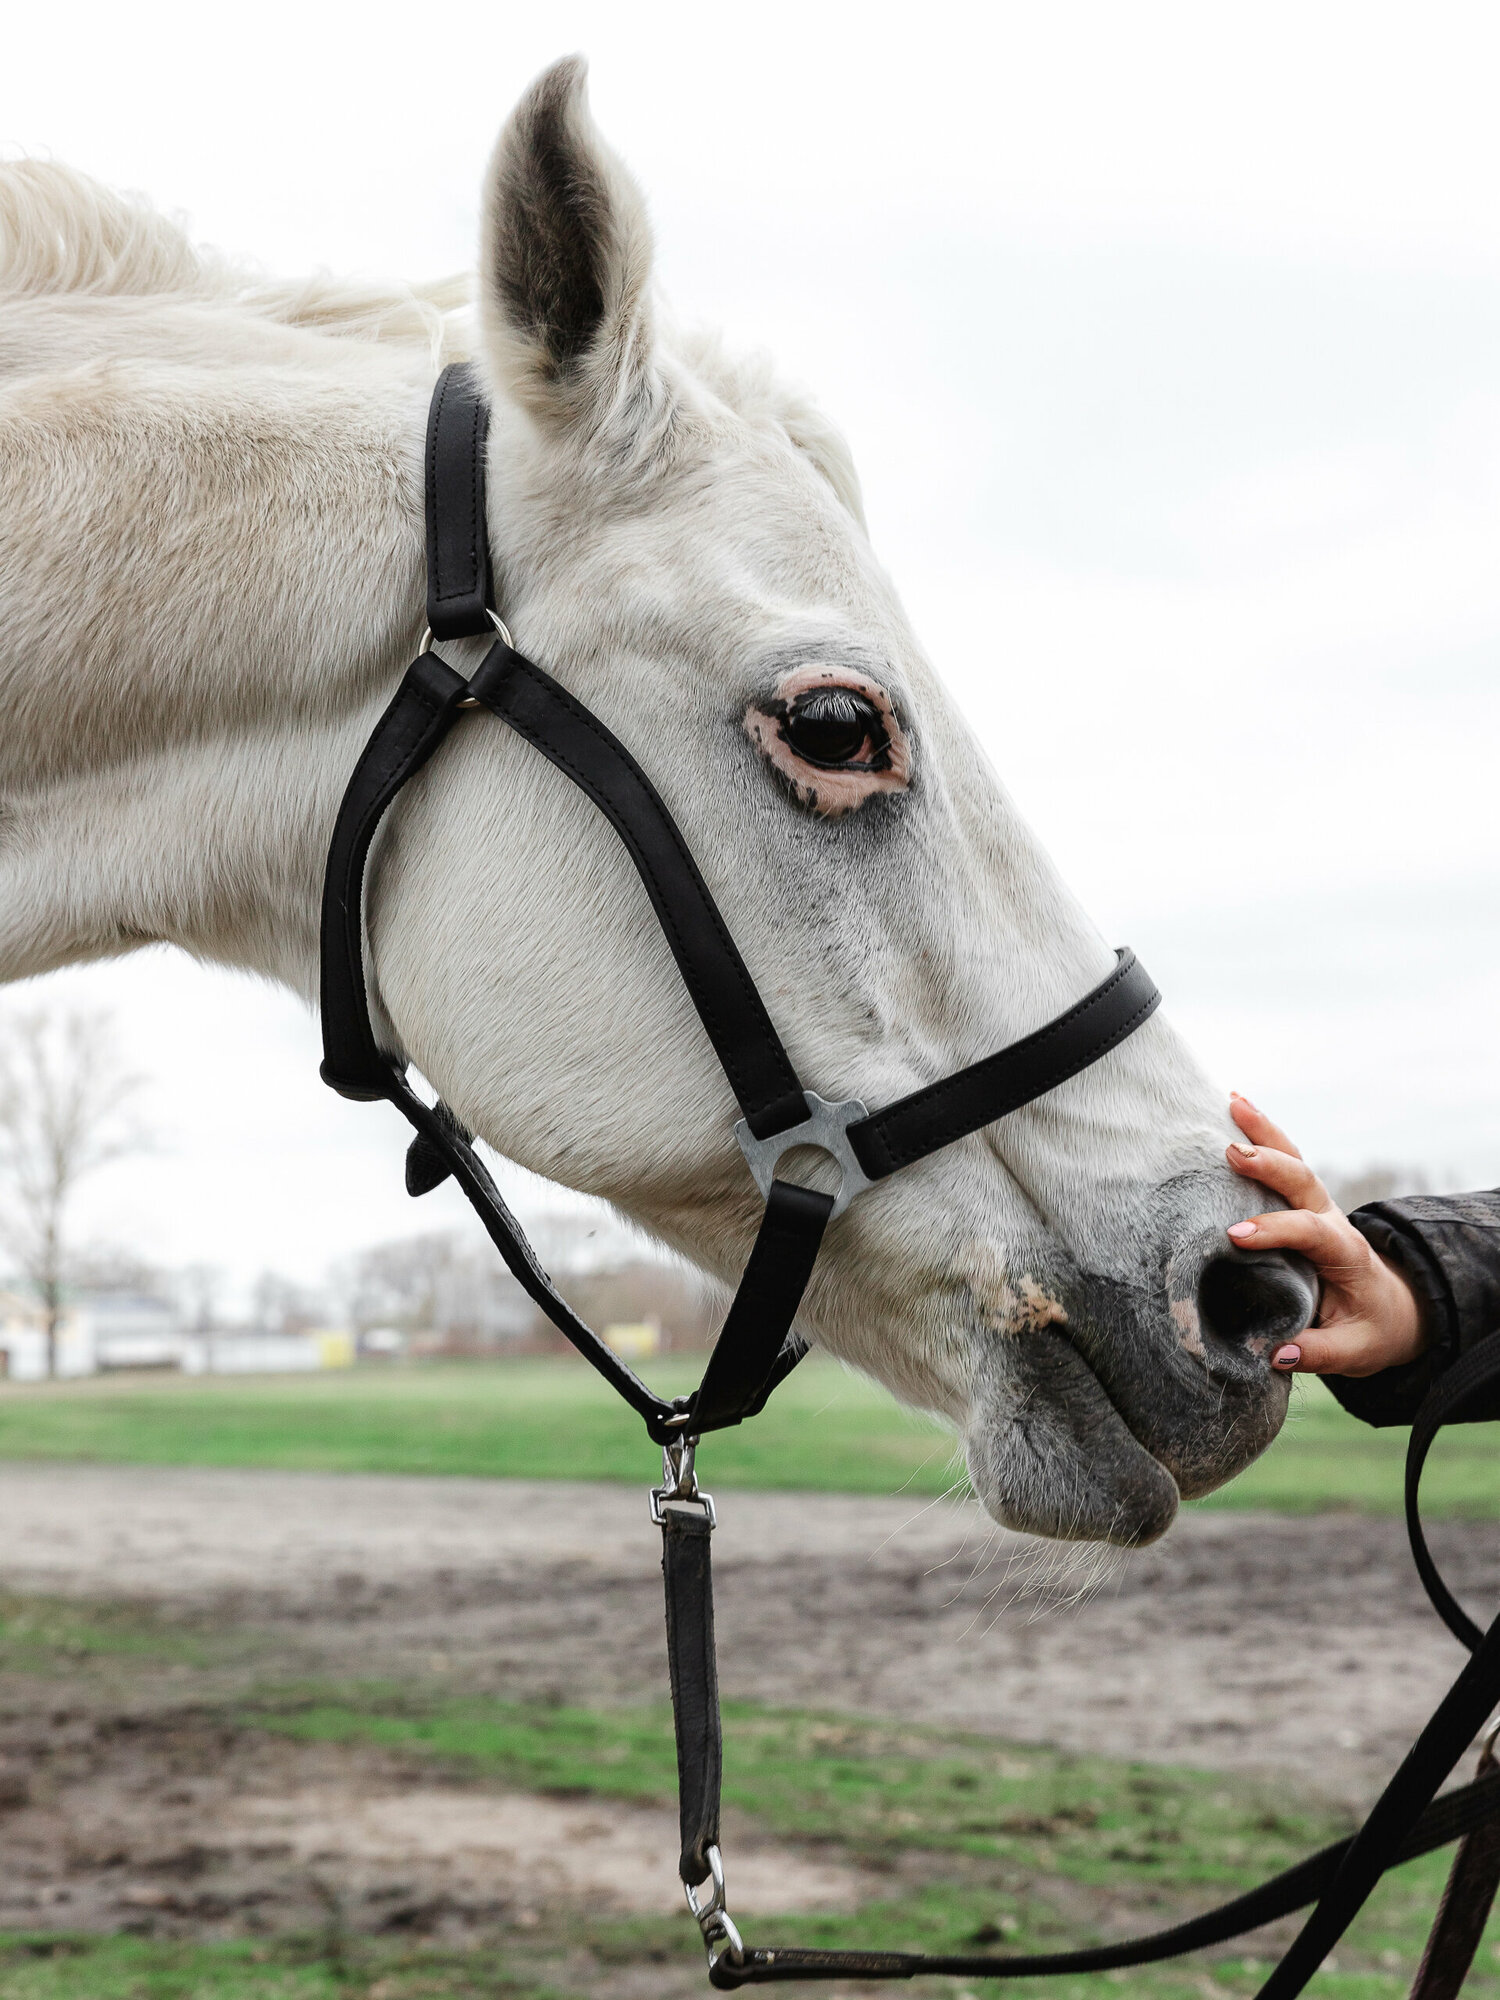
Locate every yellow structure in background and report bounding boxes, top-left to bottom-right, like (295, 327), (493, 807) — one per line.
(603, 1322), (660, 1360)
(313, 1330), (356, 1369)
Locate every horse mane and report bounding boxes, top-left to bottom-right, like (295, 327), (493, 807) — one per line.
(0, 159), (473, 361)
(0, 159), (863, 518)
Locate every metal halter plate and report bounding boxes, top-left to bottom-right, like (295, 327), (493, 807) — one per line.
(733, 1091), (873, 1221)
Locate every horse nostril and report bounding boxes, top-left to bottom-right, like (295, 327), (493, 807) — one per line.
(1196, 1249), (1316, 1349)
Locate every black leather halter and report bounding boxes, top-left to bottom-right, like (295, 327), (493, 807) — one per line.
(320, 363), (1161, 1445)
(320, 366), (1500, 1999)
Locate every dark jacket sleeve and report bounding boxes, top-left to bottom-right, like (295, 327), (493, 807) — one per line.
(1328, 1191), (1500, 1427)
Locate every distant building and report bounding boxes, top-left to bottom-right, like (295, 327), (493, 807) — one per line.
(358, 1326), (408, 1360)
(0, 1290), (90, 1381)
(183, 1327), (354, 1374)
(0, 1287), (355, 1380)
(84, 1292), (189, 1372)
(604, 1320), (660, 1359)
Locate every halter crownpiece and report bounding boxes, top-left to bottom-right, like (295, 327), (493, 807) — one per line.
(318, 364), (1500, 1998)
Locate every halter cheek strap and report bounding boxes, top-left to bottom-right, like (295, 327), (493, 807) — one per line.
(318, 365), (1500, 2000)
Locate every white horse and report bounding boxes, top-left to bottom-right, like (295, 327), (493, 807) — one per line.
(0, 57), (1314, 1546)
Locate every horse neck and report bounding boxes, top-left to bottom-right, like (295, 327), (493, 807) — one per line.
(0, 320), (441, 999)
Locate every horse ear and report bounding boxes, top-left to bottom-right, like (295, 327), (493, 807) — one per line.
(479, 56), (657, 432)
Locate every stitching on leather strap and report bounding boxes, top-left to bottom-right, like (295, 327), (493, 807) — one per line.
(427, 368), (487, 618)
(465, 392), (483, 607)
(425, 367), (452, 604)
(865, 982), (1158, 1175)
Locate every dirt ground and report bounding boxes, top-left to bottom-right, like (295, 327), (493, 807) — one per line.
(0, 1463), (1493, 1950)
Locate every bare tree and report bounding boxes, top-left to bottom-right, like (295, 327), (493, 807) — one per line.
(337, 1225), (714, 1355)
(0, 1010), (147, 1376)
(249, 1269), (325, 1336)
(178, 1262), (224, 1334)
(344, 1231), (453, 1338)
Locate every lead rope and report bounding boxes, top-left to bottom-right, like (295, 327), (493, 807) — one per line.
(659, 1337), (1500, 1992)
(1410, 1721), (1500, 2000)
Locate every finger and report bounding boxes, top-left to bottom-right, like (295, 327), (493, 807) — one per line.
(1225, 1141), (1337, 1215)
(1229, 1094), (1302, 1160)
(1270, 1324), (1397, 1379)
(1225, 1205), (1363, 1274)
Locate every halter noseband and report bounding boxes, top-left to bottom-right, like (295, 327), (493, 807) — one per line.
(317, 365), (1500, 1998)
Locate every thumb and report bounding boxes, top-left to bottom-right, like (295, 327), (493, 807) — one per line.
(1273, 1323), (1391, 1379)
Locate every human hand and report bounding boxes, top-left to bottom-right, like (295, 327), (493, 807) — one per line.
(1224, 1096), (1428, 1377)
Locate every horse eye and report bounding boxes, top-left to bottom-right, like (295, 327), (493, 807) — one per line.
(781, 689), (888, 768)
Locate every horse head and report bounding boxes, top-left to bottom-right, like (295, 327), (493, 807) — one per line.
(375, 58), (1315, 1545)
(0, 57), (1315, 1546)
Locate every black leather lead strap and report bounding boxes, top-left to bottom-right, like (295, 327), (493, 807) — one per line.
(700, 1758), (1500, 1987)
(425, 363), (495, 641)
(1406, 1331), (1500, 1649)
(695, 1736), (1500, 1985)
(848, 948), (1161, 1180)
(1245, 1339), (1500, 2000)
(467, 640), (808, 1142)
(697, 1333), (1500, 1990)
(1409, 1730), (1500, 2000)
(1251, 1605), (1500, 1999)
(708, 1778), (1500, 1986)
(661, 1501), (723, 1882)
(706, 1767), (1500, 1986)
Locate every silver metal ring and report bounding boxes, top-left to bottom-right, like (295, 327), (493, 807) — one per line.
(419, 606), (514, 658)
(704, 1911), (746, 1974)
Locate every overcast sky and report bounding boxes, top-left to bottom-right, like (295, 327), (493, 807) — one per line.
(5, 2), (1500, 1299)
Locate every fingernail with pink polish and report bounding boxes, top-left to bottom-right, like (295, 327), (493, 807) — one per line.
(1227, 1221), (1257, 1240)
(1272, 1344), (1301, 1370)
(1229, 1142), (1256, 1160)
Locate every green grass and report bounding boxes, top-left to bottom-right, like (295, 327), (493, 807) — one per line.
(0, 1359), (1491, 1515)
(0, 1595), (210, 1671)
(8, 1689), (1480, 2000)
(1192, 1375), (1492, 1516)
(0, 1928), (1482, 2000)
(0, 1358), (960, 1494)
(238, 1692), (1500, 1993)
(0, 1938), (355, 2000)
(248, 1690), (1342, 1886)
